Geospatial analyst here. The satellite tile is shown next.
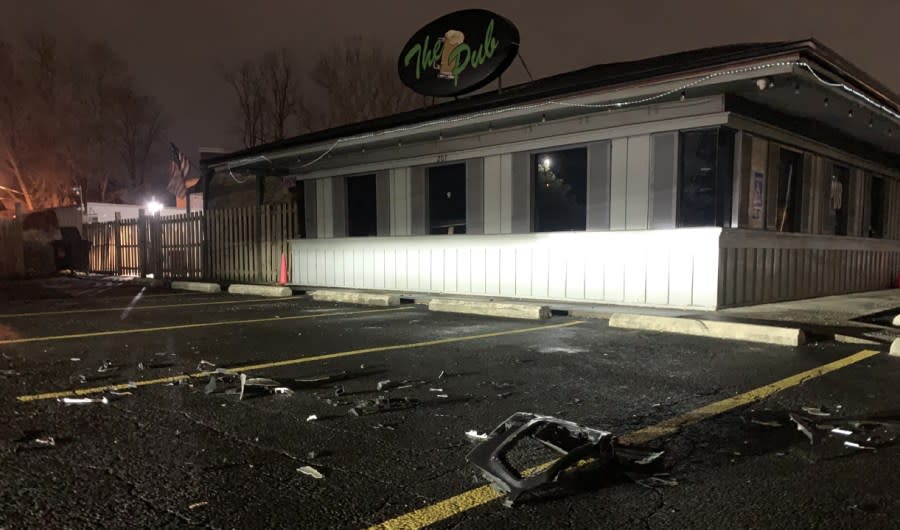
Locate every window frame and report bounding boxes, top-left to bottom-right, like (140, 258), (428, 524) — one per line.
(426, 162), (468, 235)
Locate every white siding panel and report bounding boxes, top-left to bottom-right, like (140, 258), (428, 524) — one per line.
(623, 247), (647, 303)
(471, 247), (486, 293)
(515, 247), (532, 297)
(531, 246), (550, 298)
(485, 247), (501, 295)
(604, 250), (625, 302)
(668, 249), (694, 307)
(500, 246), (516, 296)
(565, 249), (586, 299)
(373, 249), (385, 289)
(431, 248), (445, 292)
(458, 248), (472, 293)
(645, 246), (670, 305)
(444, 248), (458, 293)
(584, 248), (605, 299)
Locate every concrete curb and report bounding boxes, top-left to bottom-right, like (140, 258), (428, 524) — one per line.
(834, 334), (881, 346)
(608, 314), (806, 346)
(428, 299), (550, 320)
(310, 290), (400, 307)
(170, 281), (221, 294)
(890, 339), (900, 357)
(892, 315), (900, 327)
(228, 284), (292, 297)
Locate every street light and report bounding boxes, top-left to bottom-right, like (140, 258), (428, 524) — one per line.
(146, 197), (163, 215)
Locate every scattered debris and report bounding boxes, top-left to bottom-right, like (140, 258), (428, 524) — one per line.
(239, 374), (281, 401)
(137, 360), (175, 371)
(58, 396), (109, 406)
(188, 501), (209, 510)
(465, 430), (489, 441)
(429, 388), (444, 393)
(634, 475), (679, 488)
(96, 360), (117, 374)
(377, 380), (398, 391)
(790, 411), (900, 456)
(750, 419), (783, 428)
(107, 391), (133, 398)
(14, 431), (57, 451)
(306, 415), (318, 422)
(197, 360), (217, 371)
(0, 369), (21, 377)
(333, 386), (345, 397)
(70, 358), (81, 362)
(436, 394), (449, 399)
(298, 466), (324, 479)
(466, 412), (665, 507)
(273, 387), (293, 395)
(801, 406), (832, 417)
(349, 396), (419, 416)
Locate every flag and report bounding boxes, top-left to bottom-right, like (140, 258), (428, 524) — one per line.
(167, 142), (191, 198)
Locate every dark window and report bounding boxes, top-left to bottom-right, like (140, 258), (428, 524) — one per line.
(773, 149), (804, 233)
(869, 176), (885, 238)
(428, 164), (466, 234)
(678, 128), (733, 227)
(533, 147), (587, 232)
(830, 164), (850, 236)
(346, 174), (377, 237)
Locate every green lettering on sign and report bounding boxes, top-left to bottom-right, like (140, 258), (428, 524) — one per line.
(402, 18), (501, 86)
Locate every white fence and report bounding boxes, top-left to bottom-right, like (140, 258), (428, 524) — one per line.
(291, 228), (722, 309)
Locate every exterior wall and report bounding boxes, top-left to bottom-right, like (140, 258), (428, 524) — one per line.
(718, 229), (900, 307)
(291, 228), (722, 309)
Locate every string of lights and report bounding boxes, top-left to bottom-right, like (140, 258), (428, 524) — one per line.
(224, 59), (898, 174)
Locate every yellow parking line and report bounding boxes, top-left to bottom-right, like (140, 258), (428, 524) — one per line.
(0, 296), (304, 318)
(0, 306), (411, 346)
(369, 348), (881, 530)
(16, 320), (584, 402)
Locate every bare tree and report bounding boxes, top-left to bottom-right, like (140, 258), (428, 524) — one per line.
(309, 36), (420, 128)
(219, 48), (304, 149)
(0, 32), (166, 210)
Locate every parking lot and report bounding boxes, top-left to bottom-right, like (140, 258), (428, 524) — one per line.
(1, 278), (899, 529)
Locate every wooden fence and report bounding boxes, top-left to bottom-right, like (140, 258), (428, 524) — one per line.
(82, 203), (299, 283)
(0, 219), (25, 278)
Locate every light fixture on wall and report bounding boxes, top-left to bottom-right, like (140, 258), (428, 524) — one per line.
(755, 77), (775, 90)
(146, 198), (163, 215)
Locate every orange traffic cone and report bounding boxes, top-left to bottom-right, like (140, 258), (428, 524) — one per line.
(278, 253), (289, 285)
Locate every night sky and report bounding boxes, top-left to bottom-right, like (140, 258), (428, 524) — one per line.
(2, 0), (897, 161)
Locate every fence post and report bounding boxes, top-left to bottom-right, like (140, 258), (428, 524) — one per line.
(113, 212), (122, 276)
(255, 205), (263, 283)
(137, 209), (147, 277)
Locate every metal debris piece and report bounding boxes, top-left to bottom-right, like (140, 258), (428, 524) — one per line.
(438, 370), (446, 379)
(801, 406), (832, 417)
(273, 387), (293, 395)
(436, 394), (449, 399)
(466, 412), (664, 507)
(465, 430), (489, 441)
(196, 360), (217, 371)
(790, 411), (900, 453)
(70, 358), (81, 362)
(108, 391), (133, 398)
(306, 415), (318, 422)
(429, 388), (444, 393)
(14, 431), (57, 451)
(635, 475), (679, 488)
(333, 386), (345, 397)
(298, 466), (324, 479)
(58, 396), (109, 406)
(188, 501), (208, 510)
(97, 360), (117, 373)
(377, 380), (397, 391)
(349, 396), (419, 416)
(751, 419), (783, 428)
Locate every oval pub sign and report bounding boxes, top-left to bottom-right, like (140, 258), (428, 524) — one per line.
(398, 9), (520, 98)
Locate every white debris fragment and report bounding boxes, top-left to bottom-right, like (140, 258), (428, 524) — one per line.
(58, 396), (109, 406)
(831, 428), (854, 436)
(465, 430), (489, 441)
(306, 415), (318, 422)
(436, 394), (449, 398)
(273, 387), (294, 395)
(438, 370), (445, 379)
(801, 406), (831, 417)
(70, 358), (81, 362)
(108, 391), (133, 398)
(188, 501), (208, 510)
(751, 419), (783, 428)
(429, 388), (444, 393)
(298, 466), (324, 479)
(844, 441), (875, 450)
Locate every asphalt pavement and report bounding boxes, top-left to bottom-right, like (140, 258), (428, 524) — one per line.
(1, 278), (898, 529)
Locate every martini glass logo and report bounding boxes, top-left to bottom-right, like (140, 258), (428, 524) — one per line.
(436, 30), (465, 79)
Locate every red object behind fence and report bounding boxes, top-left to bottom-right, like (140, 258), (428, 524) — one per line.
(278, 253), (288, 285)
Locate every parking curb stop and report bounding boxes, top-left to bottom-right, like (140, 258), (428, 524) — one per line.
(310, 290), (401, 307)
(428, 298), (551, 320)
(228, 284), (292, 297)
(890, 339), (900, 357)
(171, 281), (221, 294)
(609, 313), (806, 346)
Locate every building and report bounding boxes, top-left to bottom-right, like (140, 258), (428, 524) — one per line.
(203, 40), (900, 309)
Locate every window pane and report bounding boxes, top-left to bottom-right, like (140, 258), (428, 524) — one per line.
(678, 129), (718, 227)
(347, 174), (377, 237)
(775, 149), (804, 233)
(830, 164), (849, 236)
(428, 164), (466, 234)
(533, 147), (587, 232)
(869, 176), (885, 238)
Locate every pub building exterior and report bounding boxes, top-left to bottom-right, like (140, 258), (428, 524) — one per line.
(204, 29), (900, 310)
